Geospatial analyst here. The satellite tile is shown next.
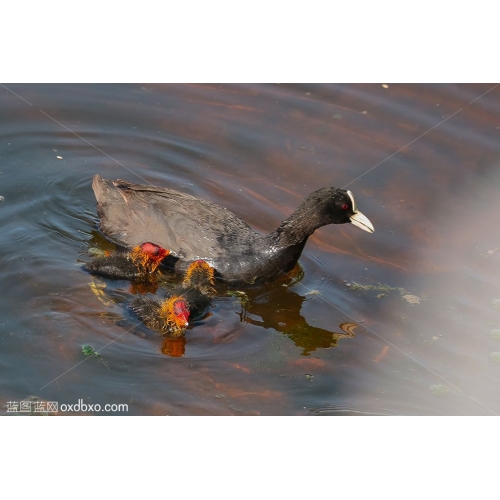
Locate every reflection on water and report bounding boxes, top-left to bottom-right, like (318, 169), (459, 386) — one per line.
(233, 282), (358, 356)
(1, 83), (500, 415)
(161, 336), (187, 358)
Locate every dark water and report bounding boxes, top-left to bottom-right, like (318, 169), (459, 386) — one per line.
(1, 83), (499, 416)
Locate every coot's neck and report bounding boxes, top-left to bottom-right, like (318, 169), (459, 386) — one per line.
(269, 196), (326, 249)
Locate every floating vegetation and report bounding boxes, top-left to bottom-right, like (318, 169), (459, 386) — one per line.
(349, 282), (407, 294)
(82, 344), (100, 357)
(305, 289), (321, 296)
(347, 281), (424, 305)
(82, 344), (108, 368)
(227, 290), (250, 308)
(402, 294), (421, 305)
(429, 384), (449, 396)
(87, 247), (108, 257)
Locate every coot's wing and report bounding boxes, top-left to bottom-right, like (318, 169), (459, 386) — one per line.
(92, 175), (257, 262)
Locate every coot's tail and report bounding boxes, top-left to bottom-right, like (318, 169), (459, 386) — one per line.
(92, 174), (123, 206)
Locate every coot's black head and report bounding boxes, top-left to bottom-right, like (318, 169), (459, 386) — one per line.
(315, 187), (374, 233)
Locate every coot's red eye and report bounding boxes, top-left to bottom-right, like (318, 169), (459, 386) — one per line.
(342, 203), (349, 210)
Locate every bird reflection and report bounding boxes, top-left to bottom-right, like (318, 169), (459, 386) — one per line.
(161, 336), (186, 357)
(228, 279), (357, 356)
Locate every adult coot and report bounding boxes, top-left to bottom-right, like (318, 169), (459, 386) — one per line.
(92, 175), (374, 283)
(129, 260), (216, 336)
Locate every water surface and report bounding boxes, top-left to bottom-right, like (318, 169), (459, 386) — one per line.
(1, 83), (499, 415)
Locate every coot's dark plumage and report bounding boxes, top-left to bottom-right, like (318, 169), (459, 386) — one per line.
(129, 260), (216, 336)
(83, 242), (169, 281)
(92, 175), (374, 283)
